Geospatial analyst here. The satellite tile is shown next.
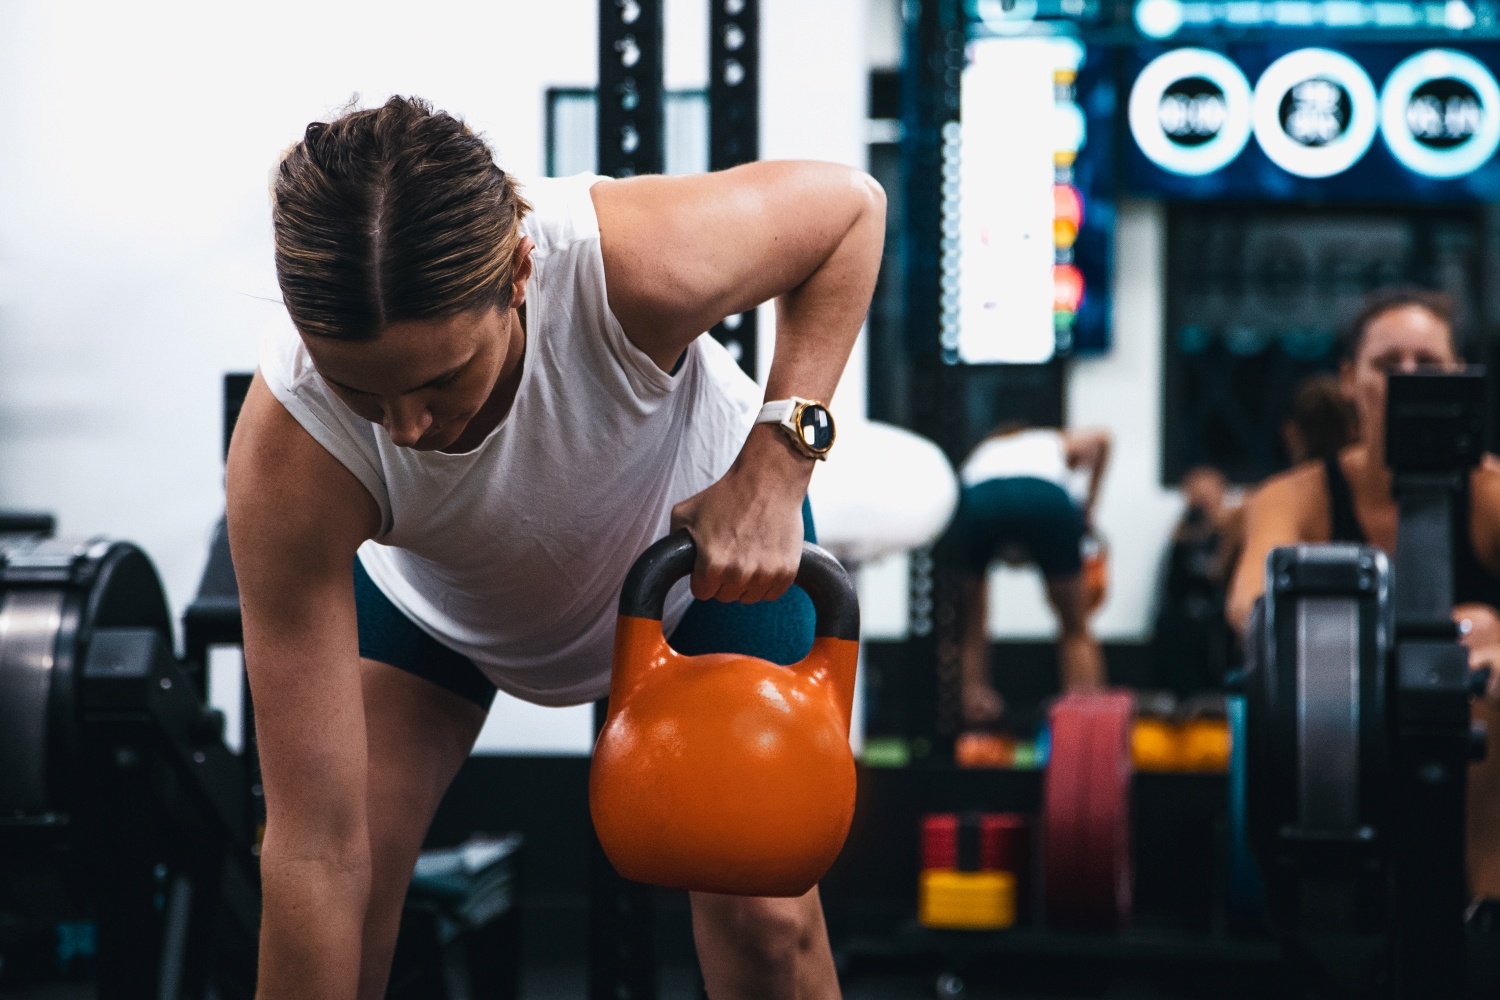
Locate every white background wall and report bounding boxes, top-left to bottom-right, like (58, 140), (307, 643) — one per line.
(0, 0), (868, 755)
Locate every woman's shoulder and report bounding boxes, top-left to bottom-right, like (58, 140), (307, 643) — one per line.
(1243, 457), (1333, 540)
(1471, 454), (1500, 505)
(1256, 456), (1329, 504)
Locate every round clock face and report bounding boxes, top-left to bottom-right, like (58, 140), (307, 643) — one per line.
(1253, 48), (1378, 179)
(1130, 48), (1254, 176)
(1380, 48), (1500, 180)
(797, 404), (834, 453)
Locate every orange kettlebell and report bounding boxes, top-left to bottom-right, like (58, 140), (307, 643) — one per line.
(1081, 530), (1109, 613)
(589, 529), (861, 897)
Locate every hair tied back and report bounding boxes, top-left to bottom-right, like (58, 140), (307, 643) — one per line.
(303, 121), (328, 155)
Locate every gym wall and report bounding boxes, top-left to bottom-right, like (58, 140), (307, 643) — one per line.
(0, 0), (867, 755)
(993, 202), (1182, 643)
(857, 201), (1187, 644)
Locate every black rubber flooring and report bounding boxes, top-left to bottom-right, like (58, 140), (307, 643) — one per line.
(0, 970), (1238, 1000)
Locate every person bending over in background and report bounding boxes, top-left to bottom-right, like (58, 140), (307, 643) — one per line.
(937, 423), (1111, 725)
(1226, 286), (1500, 905)
(228, 97), (883, 1000)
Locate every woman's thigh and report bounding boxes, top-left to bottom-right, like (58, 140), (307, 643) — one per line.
(361, 656), (488, 848)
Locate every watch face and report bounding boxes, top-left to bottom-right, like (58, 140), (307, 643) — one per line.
(797, 404), (835, 453)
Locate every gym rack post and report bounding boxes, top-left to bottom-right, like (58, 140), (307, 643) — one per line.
(707, 0), (759, 378)
(592, 4), (665, 999)
(900, 0), (967, 754)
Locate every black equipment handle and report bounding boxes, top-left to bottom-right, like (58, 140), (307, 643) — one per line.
(618, 528), (860, 642)
(0, 512), (56, 536)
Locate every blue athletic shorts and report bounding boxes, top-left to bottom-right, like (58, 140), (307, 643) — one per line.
(353, 499), (819, 710)
(935, 476), (1085, 580)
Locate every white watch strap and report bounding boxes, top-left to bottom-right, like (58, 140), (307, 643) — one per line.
(755, 398), (807, 426)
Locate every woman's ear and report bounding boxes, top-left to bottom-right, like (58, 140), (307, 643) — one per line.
(509, 236), (536, 308)
(1338, 359), (1357, 400)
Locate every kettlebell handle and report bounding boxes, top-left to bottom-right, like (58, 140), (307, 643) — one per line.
(619, 528), (860, 642)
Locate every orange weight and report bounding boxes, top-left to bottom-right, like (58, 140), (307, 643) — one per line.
(1081, 531), (1109, 613)
(589, 530), (861, 897)
(1180, 717), (1230, 773)
(955, 731), (1016, 769)
(1131, 717), (1180, 772)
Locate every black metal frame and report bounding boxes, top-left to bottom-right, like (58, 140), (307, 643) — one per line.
(1384, 370), (1487, 997)
(707, 0), (760, 377)
(901, 0), (967, 751)
(597, 0), (666, 179)
(592, 5), (666, 998)
(546, 87), (708, 179)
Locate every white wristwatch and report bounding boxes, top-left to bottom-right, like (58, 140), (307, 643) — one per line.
(755, 397), (836, 461)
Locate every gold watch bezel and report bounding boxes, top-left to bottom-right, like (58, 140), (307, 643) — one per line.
(782, 399), (835, 461)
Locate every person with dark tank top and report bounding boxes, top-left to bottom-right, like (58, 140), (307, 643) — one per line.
(1226, 286), (1500, 911)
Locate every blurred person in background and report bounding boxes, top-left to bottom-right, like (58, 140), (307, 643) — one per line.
(1227, 286), (1500, 906)
(1281, 372), (1357, 466)
(937, 422), (1111, 725)
(1150, 466), (1243, 696)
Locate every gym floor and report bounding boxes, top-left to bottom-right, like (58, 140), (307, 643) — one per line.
(0, 974), (1225, 999)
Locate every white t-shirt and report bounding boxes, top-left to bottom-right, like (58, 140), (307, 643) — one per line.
(960, 428), (1072, 490)
(258, 174), (762, 706)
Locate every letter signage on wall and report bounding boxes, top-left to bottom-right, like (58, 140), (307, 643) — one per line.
(1127, 44), (1500, 192)
(1129, 48), (1253, 176)
(1251, 48), (1379, 178)
(1379, 48), (1500, 179)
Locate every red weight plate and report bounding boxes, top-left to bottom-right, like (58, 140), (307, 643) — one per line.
(1080, 692), (1133, 929)
(1044, 692), (1134, 930)
(922, 813), (958, 871)
(982, 813), (1031, 919)
(1044, 697), (1090, 926)
(979, 813), (1028, 872)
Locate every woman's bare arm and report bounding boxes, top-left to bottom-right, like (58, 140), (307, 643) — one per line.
(1225, 465), (1323, 635)
(593, 161), (884, 378)
(227, 374), (381, 1000)
(1063, 428), (1111, 524)
(592, 162), (885, 604)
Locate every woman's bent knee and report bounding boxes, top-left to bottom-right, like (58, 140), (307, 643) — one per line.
(692, 891), (822, 965)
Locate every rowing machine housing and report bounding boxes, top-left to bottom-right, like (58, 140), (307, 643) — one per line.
(1242, 371), (1488, 996)
(0, 535), (258, 999)
(1246, 545), (1392, 945)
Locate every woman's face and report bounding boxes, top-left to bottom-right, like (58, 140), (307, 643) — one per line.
(305, 304), (513, 452)
(1341, 305), (1459, 452)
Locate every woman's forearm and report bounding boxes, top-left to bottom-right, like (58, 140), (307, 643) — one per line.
(256, 843), (372, 1000)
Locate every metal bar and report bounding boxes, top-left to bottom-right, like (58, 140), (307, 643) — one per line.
(708, 0), (759, 377)
(588, 698), (657, 1000)
(1389, 461), (1470, 993)
(597, 0), (665, 179)
(902, 0), (967, 755)
(900, 0), (962, 369)
(1392, 480), (1457, 635)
